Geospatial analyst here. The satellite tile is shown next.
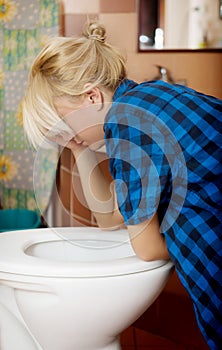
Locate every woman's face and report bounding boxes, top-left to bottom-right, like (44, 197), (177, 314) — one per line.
(53, 89), (112, 151)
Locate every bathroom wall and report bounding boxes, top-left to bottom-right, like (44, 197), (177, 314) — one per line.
(61, 0), (222, 98)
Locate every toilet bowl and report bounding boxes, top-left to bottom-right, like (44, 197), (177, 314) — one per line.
(0, 227), (174, 350)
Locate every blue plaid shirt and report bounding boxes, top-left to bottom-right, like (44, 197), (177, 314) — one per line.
(104, 79), (222, 350)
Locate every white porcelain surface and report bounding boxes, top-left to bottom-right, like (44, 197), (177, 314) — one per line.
(0, 227), (174, 350)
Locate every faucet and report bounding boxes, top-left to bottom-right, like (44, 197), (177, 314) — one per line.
(154, 65), (174, 84)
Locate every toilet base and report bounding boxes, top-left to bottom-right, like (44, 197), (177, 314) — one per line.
(0, 296), (122, 350)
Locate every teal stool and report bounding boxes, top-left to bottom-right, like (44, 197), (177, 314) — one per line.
(0, 209), (41, 232)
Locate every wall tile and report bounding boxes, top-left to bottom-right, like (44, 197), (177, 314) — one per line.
(135, 329), (185, 349)
(120, 327), (135, 346)
(59, 168), (72, 212)
(71, 213), (93, 226)
(96, 154), (113, 183)
(71, 172), (92, 223)
(58, 208), (72, 226)
(64, 14), (91, 36)
(99, 13), (137, 51)
(100, 0), (136, 13)
(60, 148), (72, 171)
(62, 0), (100, 14)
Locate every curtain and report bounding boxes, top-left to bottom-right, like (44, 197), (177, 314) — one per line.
(0, 0), (59, 215)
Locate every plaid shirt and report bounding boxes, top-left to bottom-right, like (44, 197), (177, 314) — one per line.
(104, 79), (222, 350)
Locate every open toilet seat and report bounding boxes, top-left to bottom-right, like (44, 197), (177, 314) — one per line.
(0, 227), (171, 278)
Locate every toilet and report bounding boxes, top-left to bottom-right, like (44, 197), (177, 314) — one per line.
(0, 227), (174, 350)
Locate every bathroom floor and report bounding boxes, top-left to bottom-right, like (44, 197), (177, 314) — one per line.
(120, 326), (197, 350)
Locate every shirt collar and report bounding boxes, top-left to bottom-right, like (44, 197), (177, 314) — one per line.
(113, 79), (138, 101)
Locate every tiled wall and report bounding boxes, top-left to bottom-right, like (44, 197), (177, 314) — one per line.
(56, 148), (112, 227)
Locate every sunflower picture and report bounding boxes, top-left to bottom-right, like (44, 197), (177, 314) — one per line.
(0, 0), (17, 24)
(0, 154), (18, 181)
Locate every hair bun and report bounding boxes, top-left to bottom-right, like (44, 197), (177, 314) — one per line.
(83, 21), (106, 43)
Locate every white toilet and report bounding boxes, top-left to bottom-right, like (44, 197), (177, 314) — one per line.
(0, 227), (174, 350)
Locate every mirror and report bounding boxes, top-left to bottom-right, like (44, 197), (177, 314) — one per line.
(138, 0), (222, 52)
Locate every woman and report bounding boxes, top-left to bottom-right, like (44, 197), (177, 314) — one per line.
(23, 21), (222, 349)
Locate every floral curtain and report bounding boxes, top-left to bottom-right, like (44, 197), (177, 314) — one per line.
(0, 0), (59, 213)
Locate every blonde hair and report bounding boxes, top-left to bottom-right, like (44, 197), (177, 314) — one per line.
(23, 20), (127, 149)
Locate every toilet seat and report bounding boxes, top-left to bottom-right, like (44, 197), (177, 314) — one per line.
(0, 227), (171, 278)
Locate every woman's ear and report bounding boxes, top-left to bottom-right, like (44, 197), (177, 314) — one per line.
(84, 84), (103, 104)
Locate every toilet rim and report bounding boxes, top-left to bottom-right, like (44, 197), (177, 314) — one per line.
(0, 227), (173, 278)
